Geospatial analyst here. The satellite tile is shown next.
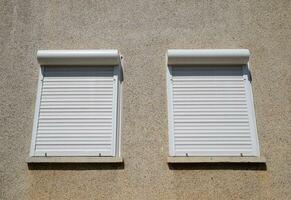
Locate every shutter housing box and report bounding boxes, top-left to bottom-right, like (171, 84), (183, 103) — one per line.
(167, 49), (262, 159)
(28, 50), (122, 162)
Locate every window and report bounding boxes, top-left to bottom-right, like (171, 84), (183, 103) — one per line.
(29, 50), (122, 158)
(167, 49), (260, 157)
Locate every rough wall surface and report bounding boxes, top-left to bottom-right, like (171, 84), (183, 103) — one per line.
(0, 0), (290, 199)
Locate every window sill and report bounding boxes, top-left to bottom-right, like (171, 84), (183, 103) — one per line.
(27, 156), (123, 164)
(167, 156), (266, 164)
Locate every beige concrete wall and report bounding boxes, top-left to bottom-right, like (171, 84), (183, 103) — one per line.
(0, 0), (290, 199)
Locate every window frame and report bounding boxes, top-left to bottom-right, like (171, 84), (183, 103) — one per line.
(166, 49), (261, 158)
(28, 50), (123, 162)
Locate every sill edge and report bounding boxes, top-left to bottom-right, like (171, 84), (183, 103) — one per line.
(27, 156), (123, 163)
(167, 156), (266, 163)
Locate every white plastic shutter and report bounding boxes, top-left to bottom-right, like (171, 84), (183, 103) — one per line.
(33, 66), (118, 156)
(168, 65), (259, 156)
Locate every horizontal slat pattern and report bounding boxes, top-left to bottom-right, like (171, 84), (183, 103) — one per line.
(34, 66), (115, 156)
(171, 66), (254, 156)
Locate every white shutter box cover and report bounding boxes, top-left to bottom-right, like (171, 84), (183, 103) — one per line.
(31, 50), (120, 157)
(37, 50), (120, 65)
(167, 49), (260, 157)
(167, 49), (250, 65)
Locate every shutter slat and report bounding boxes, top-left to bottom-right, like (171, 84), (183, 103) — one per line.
(37, 134), (113, 137)
(170, 66), (255, 156)
(34, 66), (116, 156)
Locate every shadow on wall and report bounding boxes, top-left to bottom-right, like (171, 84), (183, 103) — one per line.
(168, 163), (267, 171)
(27, 162), (267, 171)
(27, 162), (124, 170)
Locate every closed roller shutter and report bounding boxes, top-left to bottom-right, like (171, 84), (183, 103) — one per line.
(168, 65), (259, 156)
(33, 66), (118, 156)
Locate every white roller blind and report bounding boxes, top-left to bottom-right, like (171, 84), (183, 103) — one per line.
(33, 66), (118, 157)
(167, 65), (259, 156)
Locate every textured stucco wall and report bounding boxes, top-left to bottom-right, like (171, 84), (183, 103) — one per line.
(0, 0), (290, 199)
